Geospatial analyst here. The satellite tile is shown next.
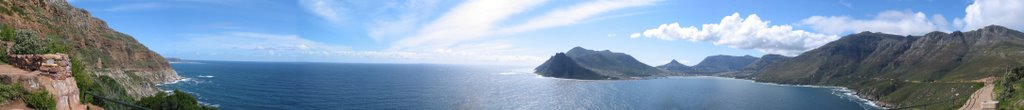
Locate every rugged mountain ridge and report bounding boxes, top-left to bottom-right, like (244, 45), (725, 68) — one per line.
(535, 47), (668, 79)
(690, 55), (759, 74)
(534, 53), (612, 80)
(754, 25), (1024, 109)
(0, 0), (178, 98)
(655, 59), (694, 74)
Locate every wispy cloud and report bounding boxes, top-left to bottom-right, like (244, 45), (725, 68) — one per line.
(630, 13), (839, 56)
(390, 0), (547, 50)
(299, 0), (346, 23)
(185, 32), (350, 55)
(181, 32), (543, 65)
(366, 0), (440, 42)
(500, 0), (659, 34)
(106, 2), (167, 11)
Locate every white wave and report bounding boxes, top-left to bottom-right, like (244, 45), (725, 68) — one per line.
(498, 72), (523, 75)
(198, 75), (215, 78)
(159, 77), (193, 85)
(169, 61), (205, 64)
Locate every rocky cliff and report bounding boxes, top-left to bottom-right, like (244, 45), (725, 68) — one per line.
(0, 0), (178, 98)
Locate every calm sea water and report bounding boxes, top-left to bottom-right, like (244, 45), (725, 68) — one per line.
(161, 61), (881, 110)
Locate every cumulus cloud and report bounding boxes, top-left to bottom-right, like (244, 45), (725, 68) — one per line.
(799, 10), (950, 35)
(630, 13), (839, 56)
(960, 0), (1024, 30)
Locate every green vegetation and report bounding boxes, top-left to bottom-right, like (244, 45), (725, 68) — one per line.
(25, 91), (55, 110)
(44, 34), (68, 54)
(70, 58), (94, 104)
(2, 25), (14, 41)
(0, 83), (23, 104)
(11, 30), (47, 54)
(89, 76), (135, 110)
(137, 90), (218, 110)
(996, 67), (1024, 109)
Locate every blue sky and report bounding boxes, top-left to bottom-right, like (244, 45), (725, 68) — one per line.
(67, 0), (1022, 66)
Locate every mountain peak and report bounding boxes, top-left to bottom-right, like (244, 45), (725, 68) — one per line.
(669, 59), (681, 64)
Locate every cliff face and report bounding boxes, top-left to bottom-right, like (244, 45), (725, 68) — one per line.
(534, 47), (668, 79)
(0, 0), (178, 97)
(754, 25), (1024, 109)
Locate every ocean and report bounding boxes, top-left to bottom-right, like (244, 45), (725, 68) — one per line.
(160, 61), (882, 110)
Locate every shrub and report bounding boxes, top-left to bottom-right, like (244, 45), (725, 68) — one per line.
(44, 34), (67, 54)
(25, 91), (55, 110)
(137, 90), (218, 110)
(12, 30), (47, 54)
(0, 83), (22, 103)
(70, 58), (93, 104)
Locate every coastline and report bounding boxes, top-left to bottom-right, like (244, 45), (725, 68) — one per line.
(688, 76), (888, 109)
(532, 73), (888, 109)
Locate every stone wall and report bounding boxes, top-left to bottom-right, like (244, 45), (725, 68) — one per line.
(7, 54), (72, 80)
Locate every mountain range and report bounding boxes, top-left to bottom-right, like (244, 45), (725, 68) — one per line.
(535, 47), (669, 79)
(535, 25), (1024, 109)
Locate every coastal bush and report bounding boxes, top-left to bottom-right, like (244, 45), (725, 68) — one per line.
(25, 91), (55, 110)
(12, 30), (48, 54)
(44, 34), (68, 54)
(70, 58), (94, 104)
(90, 76), (134, 110)
(996, 67), (1024, 109)
(0, 83), (22, 104)
(137, 90), (218, 110)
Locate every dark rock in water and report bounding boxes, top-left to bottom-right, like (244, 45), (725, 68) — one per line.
(535, 47), (666, 79)
(535, 53), (613, 80)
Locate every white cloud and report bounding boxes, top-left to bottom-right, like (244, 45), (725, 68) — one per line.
(799, 10), (949, 35)
(501, 0), (659, 34)
(961, 0), (1024, 30)
(183, 32), (543, 65)
(367, 0), (440, 42)
(390, 0), (547, 50)
(186, 32), (350, 54)
(299, 0), (345, 23)
(391, 0), (659, 51)
(106, 2), (167, 11)
(630, 13), (839, 56)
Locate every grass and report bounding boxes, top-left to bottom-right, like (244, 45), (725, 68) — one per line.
(0, 83), (22, 104)
(25, 91), (55, 110)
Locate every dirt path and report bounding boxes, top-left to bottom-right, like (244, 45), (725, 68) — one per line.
(959, 77), (996, 110)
